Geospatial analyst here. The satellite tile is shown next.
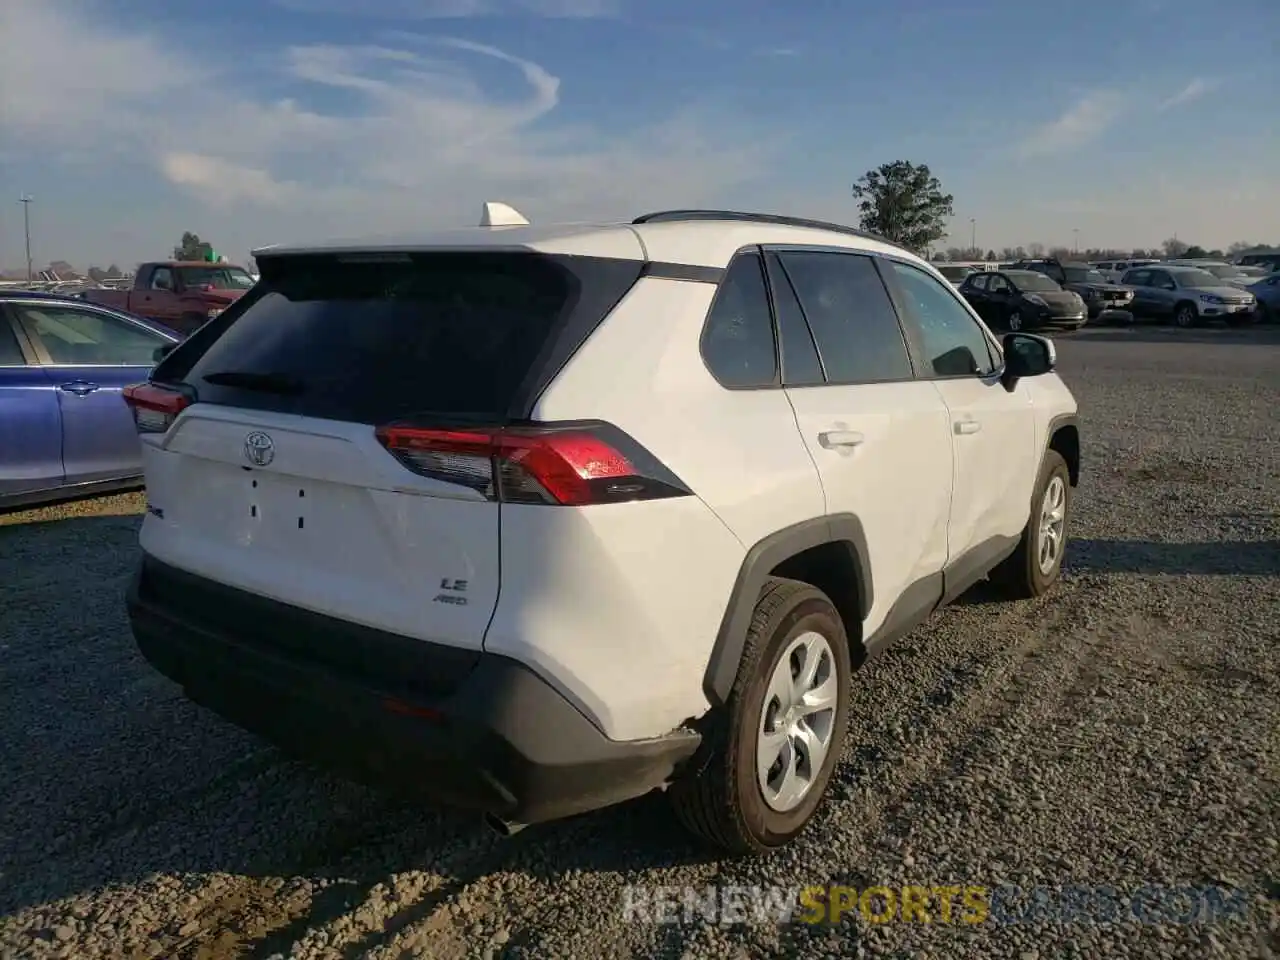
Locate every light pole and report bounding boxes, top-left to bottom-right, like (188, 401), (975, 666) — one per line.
(18, 195), (33, 282)
(969, 218), (976, 257)
(1073, 228), (1079, 255)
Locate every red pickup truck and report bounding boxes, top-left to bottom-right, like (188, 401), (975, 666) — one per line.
(82, 261), (255, 336)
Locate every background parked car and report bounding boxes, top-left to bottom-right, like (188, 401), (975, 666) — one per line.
(936, 264), (978, 288)
(958, 269), (1087, 331)
(0, 293), (179, 510)
(1010, 259), (1135, 318)
(1120, 265), (1257, 327)
(1092, 258), (1159, 283)
(1165, 260), (1258, 290)
(1247, 273), (1280, 323)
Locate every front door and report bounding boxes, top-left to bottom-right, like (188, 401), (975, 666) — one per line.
(0, 309), (64, 498)
(12, 302), (173, 483)
(879, 259), (1038, 584)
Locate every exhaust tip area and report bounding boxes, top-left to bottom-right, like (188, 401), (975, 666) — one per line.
(484, 813), (527, 838)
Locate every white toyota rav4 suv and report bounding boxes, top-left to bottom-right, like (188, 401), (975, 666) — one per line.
(125, 207), (1080, 856)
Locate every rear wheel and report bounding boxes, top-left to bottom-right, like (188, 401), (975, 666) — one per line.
(991, 450), (1071, 600)
(670, 578), (851, 855)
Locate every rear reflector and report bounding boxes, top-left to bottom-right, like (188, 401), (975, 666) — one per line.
(122, 382), (192, 434)
(375, 421), (692, 506)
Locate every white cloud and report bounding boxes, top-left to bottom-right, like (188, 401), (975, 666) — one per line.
(1016, 90), (1128, 159)
(271, 0), (621, 18)
(0, 0), (767, 262)
(1157, 77), (1217, 112)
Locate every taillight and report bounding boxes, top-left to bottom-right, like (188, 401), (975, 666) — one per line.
(374, 421), (692, 506)
(122, 382), (192, 434)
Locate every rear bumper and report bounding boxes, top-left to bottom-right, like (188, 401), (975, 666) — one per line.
(126, 556), (700, 824)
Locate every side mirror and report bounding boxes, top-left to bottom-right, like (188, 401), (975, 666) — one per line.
(153, 343), (176, 363)
(1001, 333), (1055, 390)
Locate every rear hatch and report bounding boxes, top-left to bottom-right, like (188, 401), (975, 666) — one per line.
(137, 249), (645, 660)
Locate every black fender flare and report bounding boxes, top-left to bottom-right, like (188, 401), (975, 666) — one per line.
(1045, 412), (1080, 486)
(701, 514), (871, 708)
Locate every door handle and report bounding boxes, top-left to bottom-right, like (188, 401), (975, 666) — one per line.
(818, 430), (865, 449)
(58, 380), (100, 396)
(954, 420), (981, 435)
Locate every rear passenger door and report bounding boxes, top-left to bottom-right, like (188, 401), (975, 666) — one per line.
(0, 307), (64, 499)
(768, 249), (954, 641)
(880, 260), (1038, 581)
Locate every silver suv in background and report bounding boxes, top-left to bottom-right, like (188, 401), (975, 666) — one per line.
(1093, 258), (1159, 283)
(1121, 265), (1257, 327)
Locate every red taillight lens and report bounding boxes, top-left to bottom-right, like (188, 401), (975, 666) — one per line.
(122, 382), (191, 434)
(374, 421), (691, 506)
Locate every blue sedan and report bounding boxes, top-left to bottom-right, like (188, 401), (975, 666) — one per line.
(1248, 274), (1280, 324)
(1, 292), (180, 511)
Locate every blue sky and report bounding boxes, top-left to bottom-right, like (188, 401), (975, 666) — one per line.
(1, 0), (1276, 269)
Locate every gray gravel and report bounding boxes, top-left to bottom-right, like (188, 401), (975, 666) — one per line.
(2, 324), (1279, 960)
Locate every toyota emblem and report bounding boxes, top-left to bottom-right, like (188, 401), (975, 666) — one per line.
(244, 431), (275, 467)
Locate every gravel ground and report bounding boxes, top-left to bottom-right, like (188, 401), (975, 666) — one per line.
(2, 325), (1278, 960)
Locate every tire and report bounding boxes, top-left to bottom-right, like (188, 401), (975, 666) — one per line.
(1007, 310), (1023, 332)
(1257, 303), (1273, 325)
(990, 450), (1072, 600)
(1225, 310), (1255, 328)
(670, 577), (852, 856)
(179, 312), (208, 335)
(1173, 302), (1198, 328)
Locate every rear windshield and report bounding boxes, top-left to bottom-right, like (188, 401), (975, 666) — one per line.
(164, 252), (643, 424)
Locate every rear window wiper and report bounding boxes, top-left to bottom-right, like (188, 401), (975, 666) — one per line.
(200, 370), (307, 394)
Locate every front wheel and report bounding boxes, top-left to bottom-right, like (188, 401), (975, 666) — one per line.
(991, 450), (1072, 600)
(670, 578), (851, 855)
(1006, 310), (1023, 332)
(1174, 303), (1198, 328)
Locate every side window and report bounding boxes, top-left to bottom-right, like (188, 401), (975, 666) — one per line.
(775, 251), (913, 384)
(887, 260), (997, 379)
(150, 268), (174, 291)
(763, 254), (824, 387)
(700, 252), (778, 388)
(15, 305), (169, 365)
(1149, 270), (1173, 289)
(968, 274), (989, 291)
(988, 275), (1010, 293)
(1126, 270), (1149, 286)
(0, 316), (27, 365)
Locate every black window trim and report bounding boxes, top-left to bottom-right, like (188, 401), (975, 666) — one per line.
(0, 303), (41, 367)
(761, 250), (828, 388)
(761, 243), (921, 387)
(697, 245), (782, 392)
(874, 253), (1005, 382)
(8, 298), (176, 367)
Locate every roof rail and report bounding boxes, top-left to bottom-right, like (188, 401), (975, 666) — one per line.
(632, 209), (900, 249)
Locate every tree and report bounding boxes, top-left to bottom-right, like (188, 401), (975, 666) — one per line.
(1227, 240), (1256, 255)
(999, 246), (1026, 261)
(1183, 244), (1208, 258)
(1162, 237), (1189, 258)
(173, 231), (214, 261)
(985, 249), (996, 261)
(1027, 242), (1045, 258)
(851, 161), (953, 253)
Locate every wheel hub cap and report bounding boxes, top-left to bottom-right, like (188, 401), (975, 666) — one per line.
(1037, 475), (1067, 575)
(756, 631), (839, 813)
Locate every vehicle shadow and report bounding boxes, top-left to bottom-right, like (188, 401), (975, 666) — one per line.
(1065, 324), (1280, 346)
(0, 514), (719, 948)
(952, 538), (1279, 607)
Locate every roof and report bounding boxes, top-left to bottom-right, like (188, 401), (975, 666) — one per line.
(252, 211), (928, 271)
